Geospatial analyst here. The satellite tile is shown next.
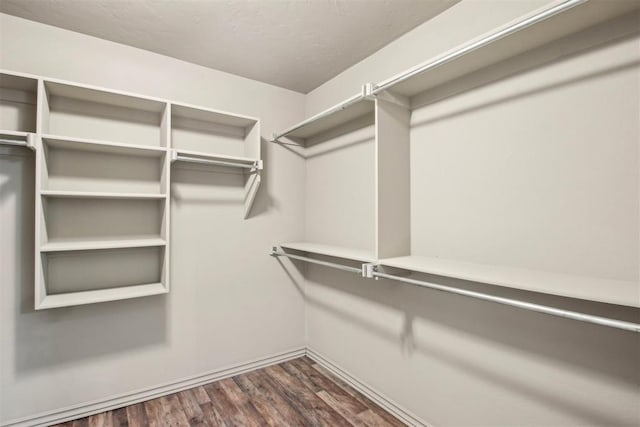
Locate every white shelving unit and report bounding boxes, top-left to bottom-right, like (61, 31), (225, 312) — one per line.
(0, 69), (263, 309)
(35, 79), (172, 309)
(272, 0), (640, 308)
(170, 102), (262, 219)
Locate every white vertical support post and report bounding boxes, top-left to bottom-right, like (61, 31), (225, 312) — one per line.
(375, 95), (411, 260)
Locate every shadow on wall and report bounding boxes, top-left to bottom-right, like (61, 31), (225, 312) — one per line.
(170, 137), (275, 218)
(410, 13), (640, 117)
(0, 149), (169, 375)
(280, 259), (640, 426)
(248, 137), (277, 218)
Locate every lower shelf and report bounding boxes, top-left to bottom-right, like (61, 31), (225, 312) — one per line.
(380, 255), (639, 308)
(37, 283), (168, 309)
(37, 245), (167, 309)
(280, 242), (376, 263)
(41, 238), (166, 252)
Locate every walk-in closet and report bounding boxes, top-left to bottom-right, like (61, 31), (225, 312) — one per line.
(1, 1), (638, 426)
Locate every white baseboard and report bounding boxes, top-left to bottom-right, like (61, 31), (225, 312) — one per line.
(1, 347), (306, 427)
(305, 347), (430, 427)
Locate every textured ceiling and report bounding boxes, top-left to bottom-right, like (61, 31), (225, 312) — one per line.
(0, 0), (457, 93)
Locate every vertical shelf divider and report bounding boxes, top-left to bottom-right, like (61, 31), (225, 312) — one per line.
(161, 102), (171, 292)
(375, 95), (411, 260)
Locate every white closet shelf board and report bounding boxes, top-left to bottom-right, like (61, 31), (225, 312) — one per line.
(37, 282), (167, 310)
(173, 148), (258, 165)
(42, 135), (167, 157)
(275, 94), (374, 142)
(375, 0), (640, 99)
(281, 242), (376, 263)
(40, 190), (167, 199)
(44, 80), (166, 113)
(41, 238), (167, 252)
(380, 255), (640, 308)
(171, 102), (258, 128)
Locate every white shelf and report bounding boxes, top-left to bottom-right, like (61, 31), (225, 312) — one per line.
(173, 148), (258, 165)
(40, 190), (167, 199)
(44, 80), (166, 113)
(378, 0), (639, 99)
(171, 102), (258, 128)
(379, 255), (639, 308)
(42, 134), (167, 157)
(281, 242), (376, 263)
(41, 238), (166, 252)
(37, 282), (168, 310)
(276, 94), (374, 142)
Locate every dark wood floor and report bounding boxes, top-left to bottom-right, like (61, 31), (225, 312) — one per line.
(54, 356), (405, 427)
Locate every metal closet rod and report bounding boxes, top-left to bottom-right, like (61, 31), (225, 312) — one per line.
(272, 249), (640, 333)
(174, 155), (260, 170)
(0, 138), (29, 147)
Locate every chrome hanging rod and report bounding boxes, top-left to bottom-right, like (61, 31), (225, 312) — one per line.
(372, 0), (585, 95)
(271, 92), (367, 142)
(173, 154), (261, 170)
(271, 248), (362, 274)
(372, 271), (640, 333)
(0, 138), (29, 147)
(0, 133), (36, 150)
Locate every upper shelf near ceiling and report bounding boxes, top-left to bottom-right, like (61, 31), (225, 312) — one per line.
(271, 0), (640, 142)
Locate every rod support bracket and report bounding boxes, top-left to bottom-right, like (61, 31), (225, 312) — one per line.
(362, 83), (377, 101)
(26, 133), (37, 150)
(362, 263), (376, 278)
(169, 149), (178, 162)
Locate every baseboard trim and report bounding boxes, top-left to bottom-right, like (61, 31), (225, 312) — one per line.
(306, 347), (430, 427)
(2, 347), (306, 427)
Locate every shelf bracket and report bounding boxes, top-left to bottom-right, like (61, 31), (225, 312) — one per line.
(169, 148), (178, 162)
(26, 133), (37, 150)
(372, 90), (410, 109)
(362, 83), (376, 102)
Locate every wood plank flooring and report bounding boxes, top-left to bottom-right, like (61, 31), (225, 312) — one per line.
(53, 356), (405, 427)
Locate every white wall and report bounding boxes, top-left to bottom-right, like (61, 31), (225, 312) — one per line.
(303, 1), (640, 426)
(0, 13), (307, 423)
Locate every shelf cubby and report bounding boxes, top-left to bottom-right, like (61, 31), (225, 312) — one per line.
(0, 72), (38, 134)
(42, 80), (168, 147)
(37, 246), (167, 309)
(41, 135), (167, 194)
(171, 102), (260, 160)
(294, 100), (376, 259)
(40, 197), (165, 247)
